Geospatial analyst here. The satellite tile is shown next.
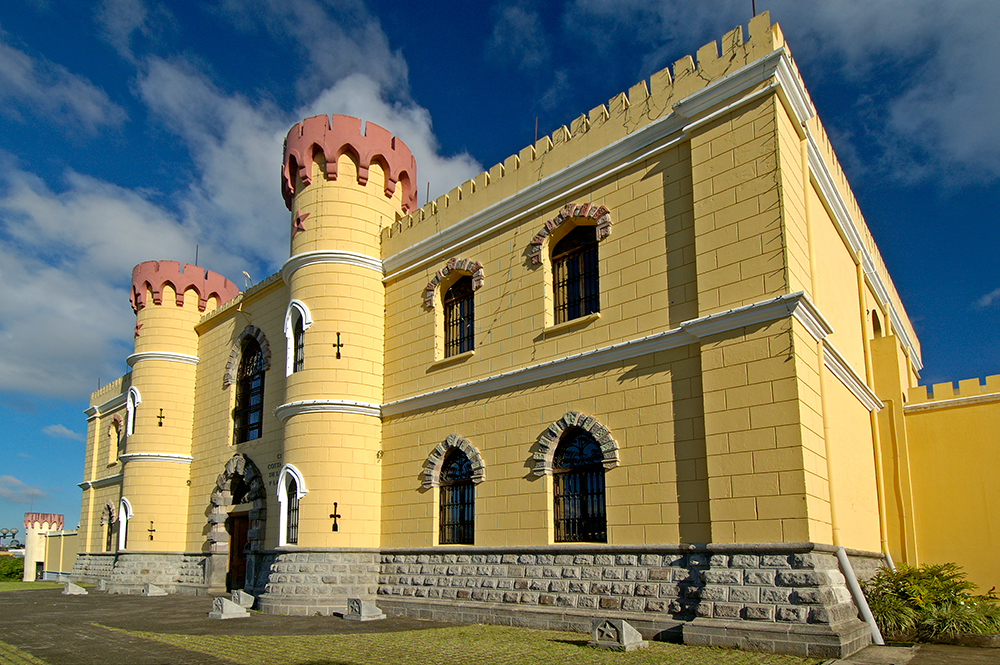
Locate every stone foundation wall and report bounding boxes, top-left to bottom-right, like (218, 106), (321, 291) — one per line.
(256, 549), (380, 616)
(104, 552), (207, 594)
(70, 552), (116, 583)
(378, 544), (879, 658)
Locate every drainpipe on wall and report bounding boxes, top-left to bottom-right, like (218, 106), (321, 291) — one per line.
(837, 546), (884, 645)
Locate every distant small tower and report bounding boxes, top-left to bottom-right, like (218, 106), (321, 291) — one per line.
(270, 115), (414, 568)
(124, 261), (239, 551)
(22, 513), (63, 581)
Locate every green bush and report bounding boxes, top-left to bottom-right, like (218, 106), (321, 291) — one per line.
(862, 563), (1000, 639)
(0, 556), (24, 580)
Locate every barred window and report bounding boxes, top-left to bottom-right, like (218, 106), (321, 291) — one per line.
(233, 338), (265, 443)
(293, 316), (305, 372)
(439, 449), (475, 544)
(285, 476), (299, 545)
(553, 427), (607, 543)
(552, 225), (600, 324)
(444, 276), (474, 357)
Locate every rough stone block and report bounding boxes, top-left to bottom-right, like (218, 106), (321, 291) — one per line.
(209, 597), (249, 620)
(232, 590), (255, 608)
(63, 582), (88, 595)
(590, 618), (648, 651)
(344, 598), (385, 621)
(142, 584), (167, 596)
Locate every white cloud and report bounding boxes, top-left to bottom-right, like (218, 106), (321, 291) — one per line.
(0, 31), (127, 130)
(0, 475), (50, 504)
(561, 0), (1000, 182)
(41, 424), (85, 441)
(975, 287), (1000, 310)
(487, 5), (551, 73)
(212, 0), (409, 101)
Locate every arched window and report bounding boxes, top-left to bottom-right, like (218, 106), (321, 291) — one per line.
(125, 387), (141, 436)
(233, 338), (265, 443)
(277, 465), (306, 546)
(553, 427), (607, 543)
(552, 225), (600, 324)
(284, 300), (312, 376)
(439, 449), (475, 544)
(118, 497), (133, 551)
(443, 276), (474, 357)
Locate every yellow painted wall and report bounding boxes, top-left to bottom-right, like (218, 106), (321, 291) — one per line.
(904, 379), (1000, 591)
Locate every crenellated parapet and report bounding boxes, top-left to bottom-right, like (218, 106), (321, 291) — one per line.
(130, 261), (240, 313)
(381, 12), (784, 253)
(282, 114), (418, 213)
(24, 513), (63, 530)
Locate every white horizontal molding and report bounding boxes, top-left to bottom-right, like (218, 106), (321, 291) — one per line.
(806, 133), (922, 372)
(384, 292), (822, 417)
(126, 351), (199, 368)
(903, 391), (1000, 413)
(282, 250), (383, 284)
(118, 453), (194, 464)
(84, 391), (128, 420)
(384, 50), (809, 283)
(77, 473), (124, 490)
(822, 341), (884, 412)
(274, 399), (382, 422)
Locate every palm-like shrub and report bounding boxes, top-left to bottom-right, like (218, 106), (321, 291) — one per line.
(862, 563), (1000, 639)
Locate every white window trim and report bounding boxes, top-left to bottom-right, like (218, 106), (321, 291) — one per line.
(276, 464), (307, 546)
(283, 300), (313, 376)
(118, 497), (133, 550)
(125, 387), (141, 436)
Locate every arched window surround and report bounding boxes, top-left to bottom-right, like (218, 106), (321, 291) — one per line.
(421, 434), (486, 488)
(276, 464), (307, 547)
(118, 497), (133, 551)
(283, 300), (313, 376)
(125, 387), (141, 436)
(532, 411), (619, 477)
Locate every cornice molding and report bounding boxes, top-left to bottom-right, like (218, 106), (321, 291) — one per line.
(274, 399), (382, 422)
(118, 453), (194, 464)
(84, 392), (127, 420)
(806, 134), (922, 371)
(126, 351), (199, 368)
(77, 473), (124, 490)
(282, 250), (383, 284)
(384, 292), (819, 417)
(383, 50), (811, 283)
(903, 391), (1000, 414)
(822, 342), (883, 412)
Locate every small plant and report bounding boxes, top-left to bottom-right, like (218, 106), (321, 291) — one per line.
(862, 562), (1000, 640)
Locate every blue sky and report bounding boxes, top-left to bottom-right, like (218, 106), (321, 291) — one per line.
(1, 0), (999, 534)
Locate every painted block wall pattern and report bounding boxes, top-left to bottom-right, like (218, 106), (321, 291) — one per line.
(68, 11), (1000, 658)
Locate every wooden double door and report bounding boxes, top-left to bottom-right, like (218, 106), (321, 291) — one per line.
(227, 513), (249, 591)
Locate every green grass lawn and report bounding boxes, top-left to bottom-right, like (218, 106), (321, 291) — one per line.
(111, 624), (824, 665)
(0, 581), (65, 593)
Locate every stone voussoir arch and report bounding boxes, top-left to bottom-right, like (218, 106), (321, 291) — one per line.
(532, 411), (619, 476)
(423, 258), (486, 308)
(421, 434), (486, 488)
(223, 325), (272, 388)
(207, 454), (267, 554)
(528, 202), (613, 265)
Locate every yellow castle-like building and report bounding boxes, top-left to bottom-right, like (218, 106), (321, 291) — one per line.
(71, 13), (1000, 658)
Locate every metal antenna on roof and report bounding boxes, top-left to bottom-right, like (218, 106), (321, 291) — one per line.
(426, 182), (430, 207)
(534, 116), (538, 145)
(195, 244), (199, 266)
(752, 0), (756, 15)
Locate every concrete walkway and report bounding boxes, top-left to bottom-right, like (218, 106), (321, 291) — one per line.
(1, 588), (998, 665)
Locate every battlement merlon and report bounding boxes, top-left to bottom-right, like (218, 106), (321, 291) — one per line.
(130, 260), (240, 313)
(907, 375), (1000, 405)
(379, 12), (784, 251)
(282, 114), (418, 213)
(24, 513), (64, 530)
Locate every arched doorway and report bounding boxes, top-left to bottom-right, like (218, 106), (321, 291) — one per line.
(207, 454), (266, 592)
